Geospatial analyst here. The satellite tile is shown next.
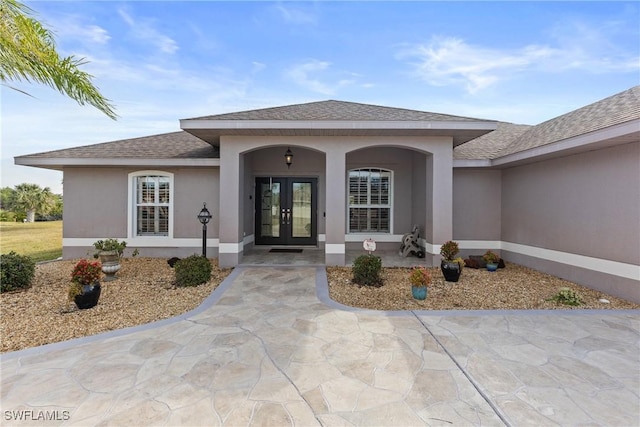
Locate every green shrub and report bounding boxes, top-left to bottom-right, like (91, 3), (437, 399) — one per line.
(549, 287), (582, 306)
(352, 254), (383, 287)
(1, 251), (36, 293)
(0, 209), (15, 222)
(174, 255), (212, 287)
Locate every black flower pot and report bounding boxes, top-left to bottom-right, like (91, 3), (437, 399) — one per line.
(74, 282), (101, 309)
(440, 261), (461, 282)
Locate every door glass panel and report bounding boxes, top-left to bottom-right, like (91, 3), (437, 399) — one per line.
(260, 182), (280, 238)
(292, 182), (312, 238)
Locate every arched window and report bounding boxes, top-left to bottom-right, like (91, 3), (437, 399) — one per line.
(348, 168), (392, 233)
(129, 171), (173, 237)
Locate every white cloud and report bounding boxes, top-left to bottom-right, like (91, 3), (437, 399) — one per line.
(117, 8), (178, 54)
(275, 3), (317, 25)
(286, 60), (357, 95)
(398, 27), (640, 94)
(398, 37), (555, 94)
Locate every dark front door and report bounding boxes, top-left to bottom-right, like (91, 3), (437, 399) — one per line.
(255, 177), (317, 246)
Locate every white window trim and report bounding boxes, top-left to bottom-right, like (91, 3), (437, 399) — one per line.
(128, 171), (174, 240)
(347, 168), (394, 234)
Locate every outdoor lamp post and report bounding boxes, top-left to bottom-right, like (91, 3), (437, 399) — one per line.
(197, 203), (212, 257)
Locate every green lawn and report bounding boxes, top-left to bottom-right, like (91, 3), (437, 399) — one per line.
(0, 221), (62, 262)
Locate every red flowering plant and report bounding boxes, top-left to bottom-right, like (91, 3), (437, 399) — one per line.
(409, 266), (431, 288)
(69, 259), (102, 300)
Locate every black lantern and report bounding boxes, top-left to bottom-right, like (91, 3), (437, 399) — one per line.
(284, 147), (293, 168)
(197, 203), (212, 257)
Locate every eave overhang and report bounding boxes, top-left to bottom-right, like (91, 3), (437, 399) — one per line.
(179, 119), (498, 146)
(14, 157), (221, 171)
(454, 119), (640, 169)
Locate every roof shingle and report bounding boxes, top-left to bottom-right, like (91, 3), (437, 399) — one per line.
(495, 86), (640, 158)
(186, 100), (489, 122)
(16, 131), (219, 160)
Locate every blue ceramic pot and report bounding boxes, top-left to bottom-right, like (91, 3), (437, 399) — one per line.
(486, 263), (498, 272)
(411, 285), (428, 300)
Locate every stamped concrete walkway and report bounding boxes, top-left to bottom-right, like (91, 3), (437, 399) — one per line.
(1, 267), (639, 426)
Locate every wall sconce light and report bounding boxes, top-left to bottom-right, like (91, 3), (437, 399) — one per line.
(284, 148), (293, 168)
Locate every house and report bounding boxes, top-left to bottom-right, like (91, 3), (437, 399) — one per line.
(15, 86), (640, 303)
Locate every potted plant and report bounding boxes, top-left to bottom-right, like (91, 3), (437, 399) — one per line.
(439, 240), (463, 282)
(93, 239), (127, 280)
(69, 259), (102, 309)
(409, 266), (431, 300)
(482, 250), (500, 272)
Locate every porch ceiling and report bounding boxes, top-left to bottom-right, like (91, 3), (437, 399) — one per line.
(179, 120), (498, 147)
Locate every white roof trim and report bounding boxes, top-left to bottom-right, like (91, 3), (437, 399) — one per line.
(180, 119), (497, 131)
(453, 159), (493, 168)
(15, 158), (220, 170)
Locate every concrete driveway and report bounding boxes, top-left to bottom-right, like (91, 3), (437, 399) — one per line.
(1, 266), (638, 426)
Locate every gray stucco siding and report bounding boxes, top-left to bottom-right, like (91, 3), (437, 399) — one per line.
(62, 166), (219, 259)
(452, 169), (501, 241)
(501, 142), (640, 265)
(63, 168), (128, 239)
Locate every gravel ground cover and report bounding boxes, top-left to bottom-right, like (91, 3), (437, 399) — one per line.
(1, 258), (231, 353)
(328, 264), (640, 311)
(2, 259), (638, 353)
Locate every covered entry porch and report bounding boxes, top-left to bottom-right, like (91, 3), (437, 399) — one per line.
(241, 246), (427, 267)
(215, 137), (455, 268)
(179, 100), (497, 268)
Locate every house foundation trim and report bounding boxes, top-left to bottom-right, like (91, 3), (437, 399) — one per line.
(457, 240), (639, 280)
(63, 238), (220, 248)
(325, 244), (346, 254)
(219, 243), (243, 254)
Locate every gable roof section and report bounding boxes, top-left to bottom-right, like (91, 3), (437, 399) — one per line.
(180, 100), (497, 146)
(496, 86), (640, 159)
(15, 131), (219, 171)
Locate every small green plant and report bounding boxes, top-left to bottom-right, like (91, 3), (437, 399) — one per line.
(174, 255), (212, 287)
(0, 251), (36, 293)
(68, 258), (102, 300)
(352, 254), (383, 287)
(409, 266), (431, 287)
(482, 250), (500, 264)
(93, 238), (127, 257)
(439, 240), (459, 262)
(549, 287), (582, 306)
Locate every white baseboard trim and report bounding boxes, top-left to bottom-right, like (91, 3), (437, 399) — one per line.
(325, 244), (345, 254)
(451, 240), (638, 281)
(346, 234), (405, 243)
(219, 243), (243, 254)
(63, 237), (219, 248)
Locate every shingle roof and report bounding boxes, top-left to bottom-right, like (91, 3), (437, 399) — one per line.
(495, 86), (640, 158)
(187, 100), (489, 122)
(16, 131), (219, 160)
(16, 87), (639, 166)
(454, 122), (532, 160)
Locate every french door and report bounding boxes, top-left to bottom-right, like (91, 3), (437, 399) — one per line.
(255, 177), (317, 246)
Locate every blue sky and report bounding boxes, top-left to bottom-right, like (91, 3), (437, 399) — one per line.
(2, 1), (639, 195)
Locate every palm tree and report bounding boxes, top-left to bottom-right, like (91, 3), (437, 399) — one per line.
(13, 183), (55, 222)
(0, 0), (117, 119)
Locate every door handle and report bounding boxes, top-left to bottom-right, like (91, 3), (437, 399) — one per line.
(281, 208), (291, 225)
